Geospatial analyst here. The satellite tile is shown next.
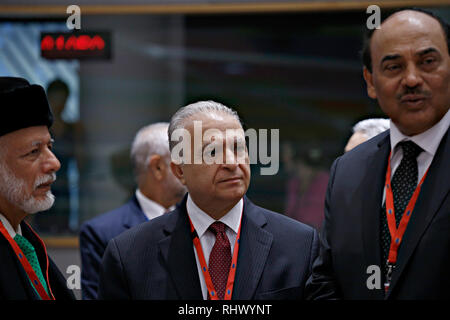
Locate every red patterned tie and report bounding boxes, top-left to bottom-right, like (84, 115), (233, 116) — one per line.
(208, 221), (232, 300)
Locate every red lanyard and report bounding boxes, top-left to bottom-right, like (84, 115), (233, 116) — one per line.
(188, 210), (243, 300)
(0, 220), (54, 300)
(384, 151), (428, 291)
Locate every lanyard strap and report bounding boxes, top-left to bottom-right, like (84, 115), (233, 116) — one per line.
(188, 210), (243, 300)
(0, 220), (54, 300)
(385, 151), (429, 266)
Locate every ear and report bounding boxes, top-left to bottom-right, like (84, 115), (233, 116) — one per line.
(170, 161), (186, 185)
(148, 155), (164, 181)
(363, 67), (377, 99)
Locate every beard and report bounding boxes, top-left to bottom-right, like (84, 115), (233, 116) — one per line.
(0, 162), (56, 214)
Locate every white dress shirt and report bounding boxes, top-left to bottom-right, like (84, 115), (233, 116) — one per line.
(0, 213), (22, 238)
(135, 189), (171, 221)
(382, 109), (450, 204)
(186, 194), (243, 300)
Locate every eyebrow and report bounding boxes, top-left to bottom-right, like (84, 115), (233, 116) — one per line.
(31, 138), (54, 147)
(381, 54), (401, 64)
(381, 47), (439, 64)
(416, 47), (439, 56)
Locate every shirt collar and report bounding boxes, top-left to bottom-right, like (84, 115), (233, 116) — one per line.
(0, 213), (22, 238)
(135, 189), (168, 221)
(186, 194), (243, 238)
(390, 109), (450, 156)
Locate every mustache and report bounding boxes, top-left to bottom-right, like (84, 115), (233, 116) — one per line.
(34, 173), (57, 189)
(396, 88), (431, 100)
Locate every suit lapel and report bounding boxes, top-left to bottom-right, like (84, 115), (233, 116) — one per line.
(21, 222), (75, 300)
(387, 129), (450, 297)
(0, 235), (38, 299)
(158, 197), (203, 299)
(232, 197), (273, 300)
(360, 132), (390, 299)
(158, 195), (275, 300)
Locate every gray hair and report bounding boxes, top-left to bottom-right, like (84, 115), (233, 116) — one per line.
(130, 122), (171, 181)
(352, 118), (390, 139)
(168, 100), (241, 152)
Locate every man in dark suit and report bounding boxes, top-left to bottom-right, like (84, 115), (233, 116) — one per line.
(98, 100), (318, 300)
(79, 122), (186, 299)
(0, 77), (75, 300)
(306, 9), (450, 299)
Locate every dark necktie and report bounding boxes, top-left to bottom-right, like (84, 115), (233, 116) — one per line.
(208, 221), (232, 300)
(381, 141), (423, 275)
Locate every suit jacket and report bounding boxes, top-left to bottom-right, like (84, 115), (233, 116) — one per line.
(98, 195), (318, 300)
(306, 128), (450, 299)
(0, 221), (75, 300)
(79, 195), (147, 300)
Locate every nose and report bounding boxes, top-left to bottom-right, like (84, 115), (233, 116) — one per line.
(221, 148), (239, 170)
(402, 63), (423, 89)
(42, 148), (61, 174)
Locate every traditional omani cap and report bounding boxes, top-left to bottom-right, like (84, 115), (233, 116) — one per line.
(0, 77), (53, 137)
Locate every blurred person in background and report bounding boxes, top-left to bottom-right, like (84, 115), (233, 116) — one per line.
(283, 143), (329, 231)
(345, 118), (390, 152)
(79, 122), (186, 300)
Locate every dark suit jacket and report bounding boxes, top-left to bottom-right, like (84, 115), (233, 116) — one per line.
(79, 195), (147, 300)
(98, 195), (318, 300)
(306, 128), (450, 300)
(0, 221), (75, 300)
